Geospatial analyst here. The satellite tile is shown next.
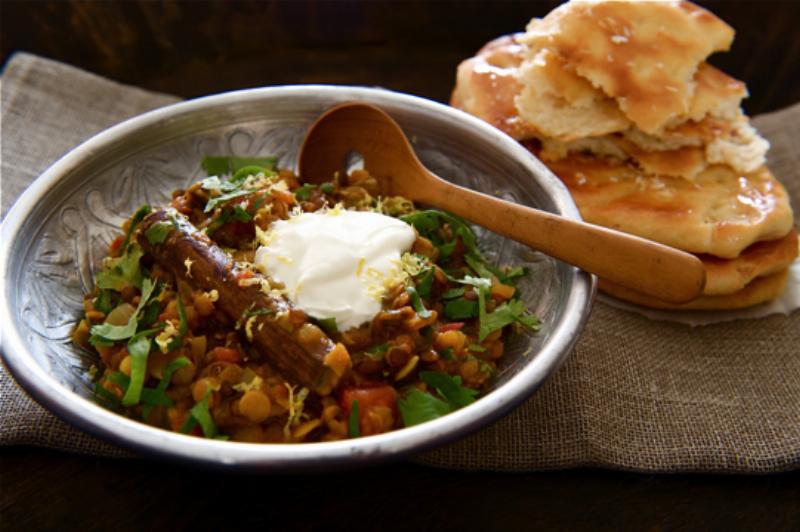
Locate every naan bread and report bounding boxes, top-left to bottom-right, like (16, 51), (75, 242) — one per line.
(701, 230), (798, 295)
(515, 48), (630, 140)
(520, 0), (734, 132)
(599, 268), (790, 310)
(545, 154), (795, 258)
(450, 35), (537, 140)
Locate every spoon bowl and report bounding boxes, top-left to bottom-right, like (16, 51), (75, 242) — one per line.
(299, 102), (706, 304)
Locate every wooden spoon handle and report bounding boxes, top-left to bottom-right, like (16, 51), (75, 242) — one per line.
(420, 178), (706, 303)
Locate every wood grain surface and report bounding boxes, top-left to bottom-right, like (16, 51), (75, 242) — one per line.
(2, 2), (800, 530)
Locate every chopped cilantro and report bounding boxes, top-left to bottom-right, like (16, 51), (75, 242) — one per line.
(316, 317), (338, 334)
(442, 287), (465, 300)
(232, 204), (252, 222)
(121, 328), (157, 406)
(204, 189), (254, 213)
(398, 388), (452, 427)
(243, 307), (274, 318)
(406, 286), (431, 318)
(189, 390), (218, 438)
(444, 298), (479, 320)
(145, 221), (173, 245)
(201, 156), (277, 177)
(416, 268), (434, 299)
(166, 295), (188, 352)
(480, 298), (540, 340)
(420, 371), (478, 409)
(366, 343), (389, 360)
(94, 290), (115, 314)
(90, 278), (157, 343)
(294, 183), (316, 201)
(120, 205), (152, 253)
(438, 347), (455, 361)
(348, 400), (361, 438)
(95, 244), (144, 292)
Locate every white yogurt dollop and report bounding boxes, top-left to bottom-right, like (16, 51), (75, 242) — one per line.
(254, 209), (416, 331)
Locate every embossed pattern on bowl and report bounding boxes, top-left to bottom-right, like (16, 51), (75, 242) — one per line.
(0, 86), (594, 470)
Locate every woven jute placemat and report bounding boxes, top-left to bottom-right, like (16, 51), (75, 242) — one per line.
(2, 53), (798, 472)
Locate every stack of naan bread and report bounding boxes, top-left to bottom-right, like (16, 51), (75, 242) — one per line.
(452, 0), (798, 310)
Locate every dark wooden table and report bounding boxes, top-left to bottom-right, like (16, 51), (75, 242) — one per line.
(2, 2), (799, 530)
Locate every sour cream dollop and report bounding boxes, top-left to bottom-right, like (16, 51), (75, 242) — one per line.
(254, 209), (416, 331)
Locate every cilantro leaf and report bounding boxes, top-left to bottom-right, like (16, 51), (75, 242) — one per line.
(201, 156), (277, 177)
(481, 299), (540, 340)
(366, 343), (389, 360)
(406, 286), (431, 318)
(120, 205), (152, 253)
(419, 371), (478, 409)
(204, 189), (254, 213)
(90, 278), (157, 342)
(95, 244), (144, 292)
(232, 204), (252, 222)
(348, 400), (361, 438)
(166, 295), (188, 352)
(444, 298), (479, 320)
(189, 391), (218, 438)
(398, 388), (452, 427)
(315, 317), (338, 334)
(442, 287), (465, 300)
(121, 328), (157, 406)
(416, 268), (434, 299)
(294, 183), (316, 201)
(145, 221), (173, 245)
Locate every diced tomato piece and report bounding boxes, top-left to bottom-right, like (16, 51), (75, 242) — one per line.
(109, 235), (125, 254)
(236, 270), (255, 281)
(340, 385), (398, 436)
(211, 346), (241, 363)
(439, 322), (465, 332)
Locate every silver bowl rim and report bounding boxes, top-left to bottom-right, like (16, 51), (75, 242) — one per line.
(0, 85), (595, 470)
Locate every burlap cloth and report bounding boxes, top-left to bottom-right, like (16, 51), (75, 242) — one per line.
(2, 53), (799, 472)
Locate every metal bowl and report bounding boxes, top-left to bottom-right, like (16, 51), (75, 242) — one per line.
(0, 86), (594, 470)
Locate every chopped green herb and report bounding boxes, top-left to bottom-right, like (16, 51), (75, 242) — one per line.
(439, 347), (455, 361)
(166, 295), (188, 352)
(294, 183), (316, 201)
(420, 371), (478, 409)
(120, 205), (152, 252)
(320, 182), (335, 194)
(398, 388), (452, 427)
(94, 290), (115, 314)
(121, 329), (157, 406)
(95, 244), (144, 292)
(243, 307), (275, 318)
(316, 317), (338, 334)
(481, 298), (540, 340)
(366, 343), (389, 360)
(348, 400), (361, 438)
(141, 356), (190, 418)
(232, 204), (252, 222)
(231, 165), (270, 184)
(442, 287), (465, 300)
(406, 286), (431, 318)
(201, 156), (277, 177)
(190, 391), (218, 438)
(93, 381), (120, 408)
(145, 221), (173, 245)
(444, 298), (479, 320)
(416, 268), (434, 299)
(90, 278), (157, 342)
(204, 189), (254, 213)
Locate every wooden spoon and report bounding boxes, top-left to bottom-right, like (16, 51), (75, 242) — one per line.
(298, 102), (706, 303)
